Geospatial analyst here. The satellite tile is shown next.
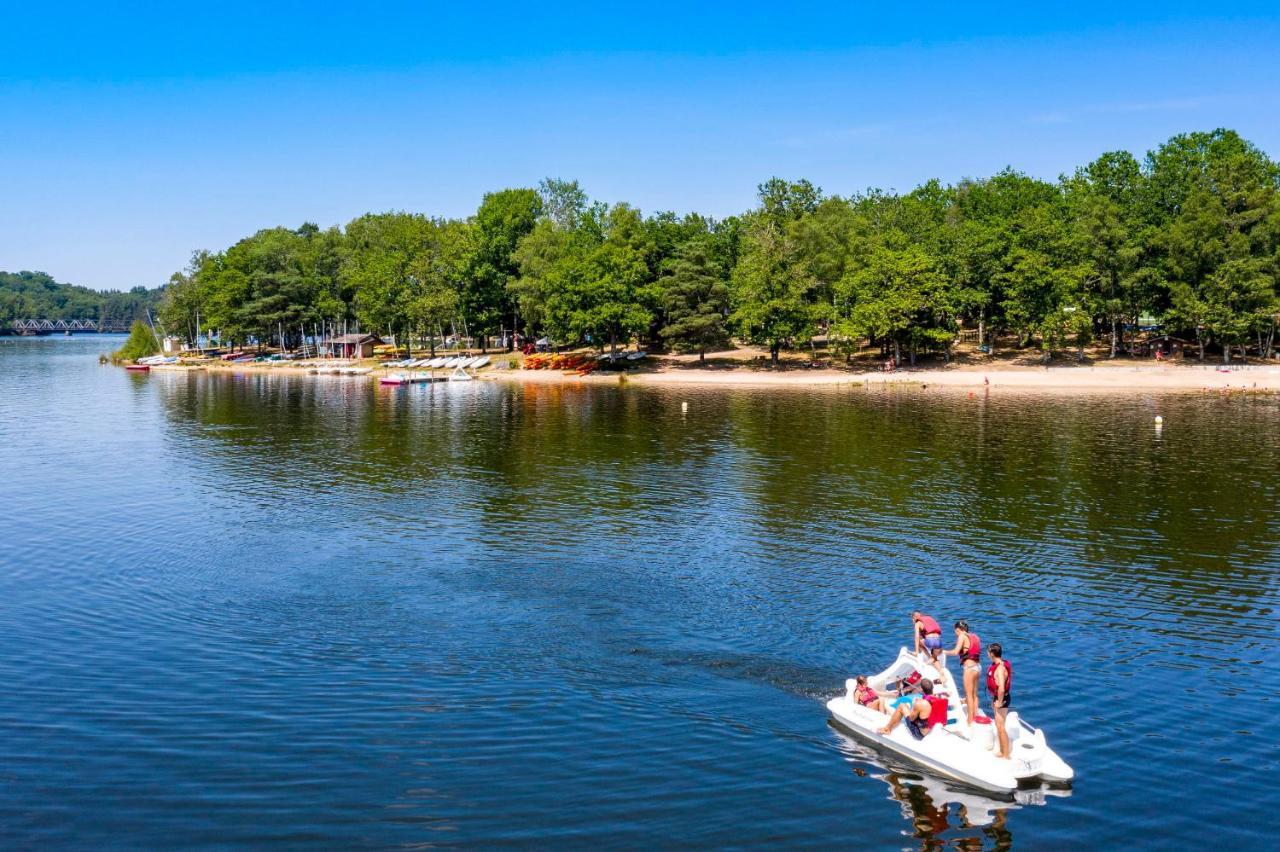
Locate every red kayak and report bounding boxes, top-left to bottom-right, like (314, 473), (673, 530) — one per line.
(126, 364), (151, 372)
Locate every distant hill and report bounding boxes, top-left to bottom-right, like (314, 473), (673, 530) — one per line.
(0, 271), (162, 327)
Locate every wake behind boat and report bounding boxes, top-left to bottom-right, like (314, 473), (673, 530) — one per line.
(827, 648), (1073, 794)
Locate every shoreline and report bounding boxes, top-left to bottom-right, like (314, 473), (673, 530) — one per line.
(487, 364), (1280, 392)
(148, 360), (1280, 393)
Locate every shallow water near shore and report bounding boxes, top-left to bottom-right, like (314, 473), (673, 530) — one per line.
(1, 335), (1277, 848)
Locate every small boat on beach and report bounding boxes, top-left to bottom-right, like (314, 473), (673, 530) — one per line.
(379, 373), (434, 386)
(827, 648), (1073, 794)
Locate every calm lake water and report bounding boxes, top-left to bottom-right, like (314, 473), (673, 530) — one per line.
(1, 335), (1277, 849)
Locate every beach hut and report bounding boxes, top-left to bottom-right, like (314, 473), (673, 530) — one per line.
(1146, 334), (1191, 359)
(320, 333), (383, 359)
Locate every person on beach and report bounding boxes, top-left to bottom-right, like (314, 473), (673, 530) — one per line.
(877, 678), (943, 739)
(945, 620), (982, 724)
(912, 611), (946, 674)
(986, 643), (1013, 759)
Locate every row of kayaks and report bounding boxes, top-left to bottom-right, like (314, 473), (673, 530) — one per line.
(126, 355), (179, 371)
(381, 355), (492, 370)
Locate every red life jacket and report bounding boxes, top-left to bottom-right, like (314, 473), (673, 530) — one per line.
(917, 614), (941, 635)
(963, 632), (982, 662)
(855, 685), (878, 706)
(986, 659), (1012, 695)
(924, 695), (950, 728)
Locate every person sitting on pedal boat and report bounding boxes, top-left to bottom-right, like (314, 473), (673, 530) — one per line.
(878, 669), (923, 713)
(912, 611), (946, 674)
(986, 643), (1013, 759)
(945, 620), (982, 724)
(877, 678), (945, 739)
(853, 675), (883, 711)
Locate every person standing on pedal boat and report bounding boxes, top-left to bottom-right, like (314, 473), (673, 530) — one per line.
(945, 620), (982, 724)
(986, 643), (1013, 759)
(912, 611), (946, 675)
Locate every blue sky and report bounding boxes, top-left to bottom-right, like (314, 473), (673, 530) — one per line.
(3, 3), (1279, 291)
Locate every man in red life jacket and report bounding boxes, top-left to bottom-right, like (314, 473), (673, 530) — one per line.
(986, 643), (1013, 759)
(877, 678), (947, 740)
(912, 611), (947, 675)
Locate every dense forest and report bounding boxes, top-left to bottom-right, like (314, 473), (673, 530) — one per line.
(151, 128), (1278, 364)
(0, 271), (161, 328)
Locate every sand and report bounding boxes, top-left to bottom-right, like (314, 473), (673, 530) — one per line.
(485, 363), (1280, 392)
(148, 358), (1280, 393)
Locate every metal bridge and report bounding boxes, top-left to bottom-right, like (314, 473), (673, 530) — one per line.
(4, 318), (131, 334)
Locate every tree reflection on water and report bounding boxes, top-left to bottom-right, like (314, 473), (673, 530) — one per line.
(830, 724), (1072, 849)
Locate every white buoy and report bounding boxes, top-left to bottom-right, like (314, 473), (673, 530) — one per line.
(681, 401), (688, 413)
(1154, 415), (1163, 424)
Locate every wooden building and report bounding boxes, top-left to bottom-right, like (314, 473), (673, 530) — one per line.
(320, 333), (383, 359)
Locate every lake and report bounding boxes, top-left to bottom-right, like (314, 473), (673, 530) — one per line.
(1, 335), (1276, 848)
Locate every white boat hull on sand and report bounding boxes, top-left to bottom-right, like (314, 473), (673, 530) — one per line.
(827, 648), (1073, 794)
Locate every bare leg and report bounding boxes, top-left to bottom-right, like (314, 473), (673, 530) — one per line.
(878, 705), (905, 734)
(993, 707), (1011, 758)
(963, 666), (979, 723)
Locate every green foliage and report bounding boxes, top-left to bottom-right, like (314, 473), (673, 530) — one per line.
(836, 243), (952, 364)
(0, 271), (160, 326)
(469, 189), (542, 338)
(113, 319), (160, 361)
(730, 213), (820, 363)
(659, 240), (729, 358)
(107, 128), (1280, 366)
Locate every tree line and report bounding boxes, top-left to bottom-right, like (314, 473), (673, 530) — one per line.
(0, 271), (160, 328)
(157, 129), (1280, 364)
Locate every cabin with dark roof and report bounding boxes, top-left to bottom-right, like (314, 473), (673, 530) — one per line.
(320, 333), (383, 359)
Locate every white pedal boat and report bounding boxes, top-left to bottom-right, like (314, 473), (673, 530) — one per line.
(827, 648), (1073, 794)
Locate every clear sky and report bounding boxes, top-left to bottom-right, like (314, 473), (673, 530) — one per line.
(3, 2), (1279, 291)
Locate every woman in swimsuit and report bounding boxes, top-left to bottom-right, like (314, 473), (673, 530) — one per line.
(945, 619), (982, 724)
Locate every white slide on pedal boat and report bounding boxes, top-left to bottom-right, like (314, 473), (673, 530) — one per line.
(827, 648), (1073, 794)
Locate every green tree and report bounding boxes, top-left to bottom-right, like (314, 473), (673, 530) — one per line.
(1067, 151), (1154, 357)
(344, 212), (431, 344)
(542, 204), (654, 353)
(659, 240), (729, 360)
(469, 189), (542, 346)
(113, 319), (160, 361)
(836, 242), (951, 366)
(730, 214), (818, 364)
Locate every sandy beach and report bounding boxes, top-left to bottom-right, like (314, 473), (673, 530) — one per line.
(151, 358), (1280, 393)
(485, 363), (1280, 392)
